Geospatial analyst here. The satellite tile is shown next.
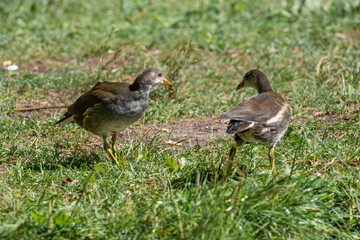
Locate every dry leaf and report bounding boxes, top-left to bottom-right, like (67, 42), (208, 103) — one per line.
(160, 128), (170, 133)
(166, 140), (181, 146)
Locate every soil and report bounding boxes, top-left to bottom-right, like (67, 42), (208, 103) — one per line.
(116, 117), (228, 149)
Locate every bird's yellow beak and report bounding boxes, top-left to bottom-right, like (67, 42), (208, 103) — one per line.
(163, 77), (173, 86)
(236, 81), (245, 90)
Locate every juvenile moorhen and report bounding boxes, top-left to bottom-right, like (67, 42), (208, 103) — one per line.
(219, 69), (291, 176)
(56, 68), (172, 166)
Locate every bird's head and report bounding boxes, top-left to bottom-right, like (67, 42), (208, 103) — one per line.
(236, 69), (272, 93)
(140, 68), (172, 86)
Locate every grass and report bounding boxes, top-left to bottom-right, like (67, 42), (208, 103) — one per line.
(1, 0), (360, 239)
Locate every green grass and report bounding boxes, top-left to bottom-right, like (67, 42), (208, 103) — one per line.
(1, 0), (360, 239)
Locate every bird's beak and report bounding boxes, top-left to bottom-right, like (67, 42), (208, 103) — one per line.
(163, 77), (173, 86)
(236, 81), (245, 90)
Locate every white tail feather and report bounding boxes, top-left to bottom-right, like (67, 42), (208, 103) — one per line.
(57, 115), (75, 125)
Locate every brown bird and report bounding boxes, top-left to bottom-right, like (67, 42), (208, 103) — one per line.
(56, 68), (173, 166)
(219, 69), (291, 176)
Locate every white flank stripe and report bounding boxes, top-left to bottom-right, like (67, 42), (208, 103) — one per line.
(242, 122), (254, 131)
(266, 106), (287, 125)
(57, 116), (75, 125)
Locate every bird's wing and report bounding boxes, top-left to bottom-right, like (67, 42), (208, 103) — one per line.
(56, 82), (130, 126)
(219, 92), (289, 125)
(226, 120), (254, 134)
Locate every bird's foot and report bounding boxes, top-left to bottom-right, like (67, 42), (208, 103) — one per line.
(106, 149), (120, 167)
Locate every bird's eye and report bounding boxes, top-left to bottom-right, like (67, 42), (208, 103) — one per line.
(158, 73), (162, 77)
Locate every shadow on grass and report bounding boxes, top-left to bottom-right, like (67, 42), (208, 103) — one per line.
(171, 163), (247, 189)
(24, 152), (102, 172)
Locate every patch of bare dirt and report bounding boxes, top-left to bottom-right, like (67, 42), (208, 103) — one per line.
(117, 117), (228, 149)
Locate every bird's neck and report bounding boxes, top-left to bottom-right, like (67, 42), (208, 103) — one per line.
(129, 81), (152, 97)
(257, 76), (273, 93)
(129, 79), (152, 92)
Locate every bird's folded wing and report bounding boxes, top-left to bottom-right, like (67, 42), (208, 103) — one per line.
(56, 82), (133, 125)
(226, 120), (254, 134)
(219, 92), (288, 123)
(68, 82), (125, 116)
(56, 82), (108, 125)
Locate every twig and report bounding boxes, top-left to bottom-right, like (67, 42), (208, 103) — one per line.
(14, 105), (70, 111)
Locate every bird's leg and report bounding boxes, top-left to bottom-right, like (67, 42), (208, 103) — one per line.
(111, 132), (117, 156)
(225, 135), (244, 176)
(103, 136), (119, 166)
(226, 146), (237, 175)
(268, 147), (277, 176)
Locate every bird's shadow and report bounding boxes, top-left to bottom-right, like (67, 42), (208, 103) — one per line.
(24, 151), (102, 172)
(171, 162), (248, 189)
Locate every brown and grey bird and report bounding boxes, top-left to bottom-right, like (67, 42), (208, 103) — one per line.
(219, 69), (291, 176)
(56, 68), (172, 166)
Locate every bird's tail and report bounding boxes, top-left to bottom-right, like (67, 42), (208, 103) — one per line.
(56, 112), (74, 125)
